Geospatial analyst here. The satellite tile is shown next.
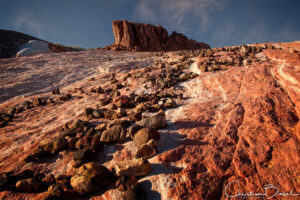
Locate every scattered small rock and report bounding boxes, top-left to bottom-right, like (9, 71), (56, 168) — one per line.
(52, 88), (60, 95)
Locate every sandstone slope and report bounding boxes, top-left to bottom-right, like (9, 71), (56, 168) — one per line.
(0, 41), (299, 200)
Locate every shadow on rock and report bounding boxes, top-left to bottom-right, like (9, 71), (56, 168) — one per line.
(34, 153), (63, 164)
(139, 180), (161, 200)
(146, 163), (182, 177)
(156, 130), (186, 155)
(174, 120), (215, 129)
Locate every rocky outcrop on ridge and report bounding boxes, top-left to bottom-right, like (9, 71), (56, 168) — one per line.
(0, 29), (46, 59)
(0, 41), (299, 199)
(106, 20), (211, 51)
(0, 29), (84, 59)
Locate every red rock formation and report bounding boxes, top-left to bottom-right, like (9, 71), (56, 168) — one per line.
(48, 42), (83, 53)
(107, 20), (211, 51)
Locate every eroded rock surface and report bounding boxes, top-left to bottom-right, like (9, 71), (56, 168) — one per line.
(0, 41), (299, 199)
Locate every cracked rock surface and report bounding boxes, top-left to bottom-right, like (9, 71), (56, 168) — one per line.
(0, 42), (299, 199)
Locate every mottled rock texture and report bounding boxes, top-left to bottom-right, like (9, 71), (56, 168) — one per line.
(0, 41), (299, 200)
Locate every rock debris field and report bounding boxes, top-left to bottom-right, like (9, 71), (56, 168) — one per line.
(0, 41), (299, 200)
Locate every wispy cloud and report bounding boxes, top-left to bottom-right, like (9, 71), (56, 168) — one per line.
(12, 10), (56, 38)
(211, 20), (300, 47)
(136, 0), (226, 33)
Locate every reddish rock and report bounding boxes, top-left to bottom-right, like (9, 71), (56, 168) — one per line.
(108, 20), (210, 51)
(0, 41), (299, 200)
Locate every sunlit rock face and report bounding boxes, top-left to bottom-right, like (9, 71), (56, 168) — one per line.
(106, 20), (210, 51)
(0, 41), (299, 200)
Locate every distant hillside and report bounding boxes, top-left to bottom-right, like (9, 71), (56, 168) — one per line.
(0, 29), (85, 59)
(0, 29), (46, 59)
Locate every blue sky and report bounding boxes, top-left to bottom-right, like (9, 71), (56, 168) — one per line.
(1, 0), (299, 48)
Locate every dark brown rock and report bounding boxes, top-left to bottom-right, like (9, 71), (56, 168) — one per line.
(133, 128), (160, 147)
(58, 93), (72, 101)
(42, 174), (55, 185)
(103, 109), (116, 120)
(136, 114), (167, 129)
(52, 88), (60, 95)
(70, 162), (113, 194)
(0, 172), (10, 190)
(16, 178), (41, 192)
(33, 97), (46, 106)
(128, 124), (143, 139)
(128, 112), (142, 122)
(59, 129), (75, 138)
(109, 119), (131, 128)
(100, 125), (126, 143)
(107, 176), (147, 200)
(92, 109), (103, 118)
(47, 184), (63, 198)
(135, 139), (158, 159)
(39, 137), (68, 154)
(72, 149), (94, 168)
(55, 175), (71, 190)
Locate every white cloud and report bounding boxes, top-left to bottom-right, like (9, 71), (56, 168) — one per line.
(136, 0), (226, 33)
(12, 10), (56, 38)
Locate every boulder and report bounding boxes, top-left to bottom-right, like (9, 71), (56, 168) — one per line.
(107, 176), (147, 200)
(66, 136), (78, 149)
(92, 110), (103, 118)
(0, 172), (10, 190)
(135, 139), (158, 159)
(52, 87), (60, 95)
(115, 158), (152, 177)
(39, 137), (68, 154)
(134, 103), (148, 113)
(70, 162), (113, 194)
(164, 98), (177, 108)
(16, 178), (41, 192)
(33, 97), (46, 106)
(133, 128), (160, 147)
(109, 119), (131, 128)
(59, 129), (75, 138)
(136, 114), (167, 129)
(128, 124), (143, 139)
(95, 123), (107, 132)
(69, 120), (85, 131)
(42, 174), (55, 185)
(100, 125), (126, 143)
(128, 112), (142, 122)
(47, 184), (63, 198)
(55, 175), (71, 190)
(103, 109), (116, 120)
(72, 149), (94, 168)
